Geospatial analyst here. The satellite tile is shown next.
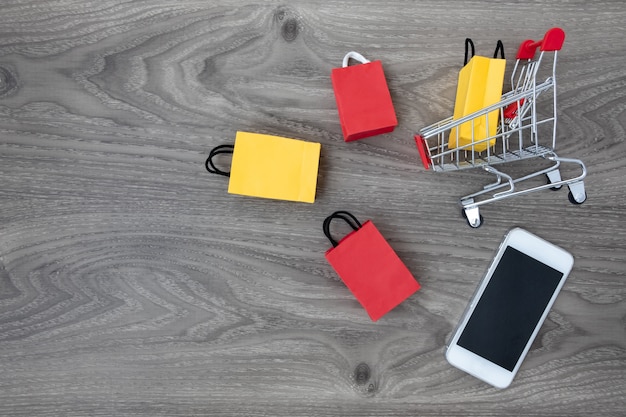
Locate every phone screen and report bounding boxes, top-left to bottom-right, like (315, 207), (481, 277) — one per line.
(457, 246), (564, 371)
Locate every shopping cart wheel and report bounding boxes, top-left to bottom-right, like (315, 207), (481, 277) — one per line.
(462, 207), (483, 228)
(546, 170), (563, 190)
(546, 175), (562, 190)
(567, 181), (586, 204)
(568, 190), (587, 205)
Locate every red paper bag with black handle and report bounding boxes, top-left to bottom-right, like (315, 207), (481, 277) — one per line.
(323, 211), (420, 321)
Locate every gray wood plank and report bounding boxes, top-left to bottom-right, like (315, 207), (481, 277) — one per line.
(0, 1), (625, 416)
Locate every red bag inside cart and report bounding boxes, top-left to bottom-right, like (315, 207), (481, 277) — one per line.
(323, 211), (420, 321)
(331, 52), (398, 142)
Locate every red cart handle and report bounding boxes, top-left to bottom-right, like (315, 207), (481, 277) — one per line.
(516, 27), (565, 60)
(414, 135), (431, 170)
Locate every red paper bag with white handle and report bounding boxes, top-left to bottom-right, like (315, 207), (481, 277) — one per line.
(323, 211), (420, 321)
(331, 52), (398, 142)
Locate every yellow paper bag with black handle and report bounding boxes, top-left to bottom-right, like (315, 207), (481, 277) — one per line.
(449, 39), (506, 152)
(205, 131), (321, 203)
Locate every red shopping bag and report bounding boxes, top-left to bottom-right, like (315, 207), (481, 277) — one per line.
(331, 52), (398, 142)
(323, 211), (420, 321)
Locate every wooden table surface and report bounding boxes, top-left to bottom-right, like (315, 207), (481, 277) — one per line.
(1, 1), (625, 416)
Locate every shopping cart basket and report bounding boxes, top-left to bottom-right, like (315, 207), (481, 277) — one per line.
(415, 28), (586, 227)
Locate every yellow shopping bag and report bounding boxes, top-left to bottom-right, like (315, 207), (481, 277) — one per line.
(205, 131), (321, 203)
(449, 39), (506, 152)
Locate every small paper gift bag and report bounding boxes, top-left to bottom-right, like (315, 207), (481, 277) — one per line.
(331, 52), (398, 142)
(205, 131), (321, 203)
(323, 211), (420, 321)
(449, 39), (506, 152)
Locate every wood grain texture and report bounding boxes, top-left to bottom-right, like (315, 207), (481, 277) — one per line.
(0, 1), (625, 415)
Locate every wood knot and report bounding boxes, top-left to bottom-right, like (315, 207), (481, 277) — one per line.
(281, 18), (299, 42)
(354, 362), (371, 385)
(275, 7), (299, 42)
(0, 66), (18, 97)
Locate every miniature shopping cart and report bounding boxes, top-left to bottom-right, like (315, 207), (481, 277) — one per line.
(415, 28), (587, 227)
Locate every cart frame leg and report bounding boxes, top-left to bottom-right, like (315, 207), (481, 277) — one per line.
(546, 168), (563, 189)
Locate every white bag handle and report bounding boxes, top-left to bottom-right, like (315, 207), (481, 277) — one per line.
(342, 51), (371, 68)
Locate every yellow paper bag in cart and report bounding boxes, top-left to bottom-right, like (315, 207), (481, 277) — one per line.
(205, 131), (321, 203)
(449, 40), (506, 152)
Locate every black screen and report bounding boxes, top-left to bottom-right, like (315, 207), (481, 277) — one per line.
(457, 246), (563, 371)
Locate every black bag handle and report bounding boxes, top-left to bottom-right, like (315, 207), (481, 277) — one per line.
(205, 144), (234, 177)
(464, 38), (475, 66)
(464, 38), (505, 65)
(494, 40), (505, 59)
(323, 210), (363, 248)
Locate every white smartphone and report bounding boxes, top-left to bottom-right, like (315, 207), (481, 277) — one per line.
(445, 227), (574, 389)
